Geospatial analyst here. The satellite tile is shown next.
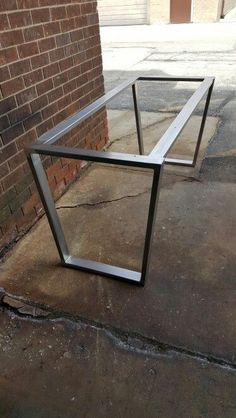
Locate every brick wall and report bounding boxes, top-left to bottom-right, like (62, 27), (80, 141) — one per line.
(0, 0), (108, 255)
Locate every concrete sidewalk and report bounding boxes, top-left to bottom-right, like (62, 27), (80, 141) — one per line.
(0, 22), (236, 417)
(100, 21), (236, 51)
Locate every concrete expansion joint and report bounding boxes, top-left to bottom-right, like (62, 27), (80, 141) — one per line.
(55, 189), (150, 210)
(1, 290), (236, 373)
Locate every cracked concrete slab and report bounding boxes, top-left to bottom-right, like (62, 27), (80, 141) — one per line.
(0, 163), (235, 363)
(106, 110), (218, 162)
(1, 110), (235, 367)
(0, 309), (236, 418)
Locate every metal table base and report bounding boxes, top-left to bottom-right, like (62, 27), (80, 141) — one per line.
(26, 76), (214, 286)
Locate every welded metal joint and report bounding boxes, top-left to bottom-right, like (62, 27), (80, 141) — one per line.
(25, 76), (214, 286)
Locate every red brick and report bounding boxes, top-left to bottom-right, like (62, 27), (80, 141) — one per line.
(0, 143), (16, 164)
(53, 107), (71, 125)
(72, 51), (85, 66)
(59, 56), (73, 72)
(31, 52), (49, 69)
(87, 13), (98, 25)
(56, 33), (71, 47)
(53, 179), (66, 200)
(36, 78), (53, 96)
(18, 42), (39, 58)
(0, 0), (16, 12)
(31, 8), (50, 24)
(17, 0), (39, 7)
(2, 166), (25, 191)
(0, 66), (10, 83)
(76, 74), (89, 87)
(54, 164), (69, 184)
(16, 208), (38, 232)
(43, 62), (59, 78)
(8, 151), (25, 170)
(16, 86), (37, 106)
(0, 205), (12, 224)
(8, 11), (32, 28)
(66, 4), (81, 18)
(79, 93), (90, 109)
(0, 29), (24, 48)
(53, 71), (68, 87)
(58, 94), (71, 111)
(30, 94), (48, 113)
(9, 188), (31, 213)
(47, 86), (63, 103)
(86, 45), (101, 60)
(81, 2), (96, 14)
(0, 161), (9, 178)
(0, 188), (17, 212)
(0, 13), (10, 30)
(8, 103), (31, 125)
(67, 64), (81, 81)
(0, 115), (10, 131)
(51, 6), (66, 21)
(81, 59), (93, 74)
(14, 171), (33, 194)
(70, 29), (84, 43)
(36, 118), (53, 136)
(16, 128), (37, 150)
(49, 46), (65, 62)
(64, 42), (80, 57)
(23, 25), (44, 42)
(21, 193), (39, 215)
(42, 102), (58, 119)
(0, 47), (18, 65)
(74, 16), (87, 28)
(60, 18), (75, 33)
(1, 123), (24, 145)
(42, 155), (52, 171)
(64, 169), (74, 184)
(24, 68), (43, 87)
(46, 159), (61, 178)
(9, 59), (31, 77)
(38, 37), (56, 52)
(1, 77), (24, 97)
(23, 112), (42, 131)
(63, 78), (77, 95)
(43, 21), (60, 36)
(39, 0), (58, 5)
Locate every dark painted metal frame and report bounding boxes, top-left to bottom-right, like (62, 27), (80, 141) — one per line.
(25, 76), (214, 286)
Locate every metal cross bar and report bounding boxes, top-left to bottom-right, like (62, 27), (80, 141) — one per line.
(25, 75), (214, 286)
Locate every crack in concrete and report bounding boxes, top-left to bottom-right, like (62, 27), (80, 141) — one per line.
(56, 189), (150, 210)
(105, 114), (174, 150)
(1, 290), (236, 372)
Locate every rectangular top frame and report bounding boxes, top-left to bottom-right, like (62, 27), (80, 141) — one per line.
(26, 75), (215, 164)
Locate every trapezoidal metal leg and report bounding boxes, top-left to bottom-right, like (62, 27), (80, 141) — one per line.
(140, 164), (163, 286)
(27, 152), (163, 286)
(27, 153), (69, 263)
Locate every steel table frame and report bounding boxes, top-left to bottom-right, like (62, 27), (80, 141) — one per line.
(25, 76), (214, 286)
